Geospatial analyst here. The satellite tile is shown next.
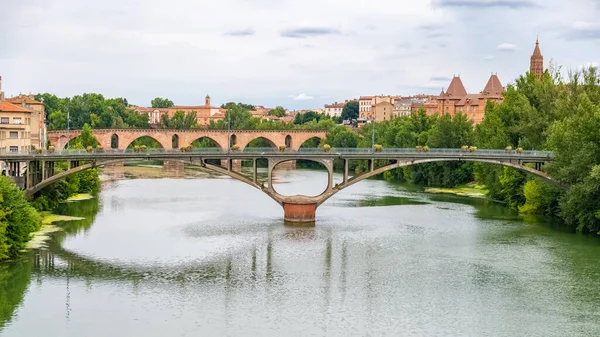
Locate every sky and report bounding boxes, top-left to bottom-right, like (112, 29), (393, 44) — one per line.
(1, 0), (599, 110)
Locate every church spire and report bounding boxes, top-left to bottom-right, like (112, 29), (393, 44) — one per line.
(530, 38), (543, 79)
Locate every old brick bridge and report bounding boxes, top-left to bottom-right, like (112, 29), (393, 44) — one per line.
(0, 145), (558, 223)
(47, 129), (328, 151)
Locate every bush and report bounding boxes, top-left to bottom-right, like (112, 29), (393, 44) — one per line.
(461, 145), (469, 152)
(0, 177), (42, 260)
(323, 144), (331, 152)
(279, 145), (286, 152)
(35, 148), (42, 154)
(505, 146), (513, 152)
(374, 144), (383, 152)
(140, 145), (147, 152)
(133, 145), (140, 152)
(231, 144), (240, 151)
(48, 146), (55, 152)
(423, 145), (429, 152)
(96, 145), (103, 151)
(416, 146), (423, 152)
(469, 146), (477, 152)
(86, 146), (93, 152)
(516, 147), (523, 154)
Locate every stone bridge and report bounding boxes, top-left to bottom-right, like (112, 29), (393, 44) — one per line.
(47, 129), (327, 151)
(0, 148), (559, 223)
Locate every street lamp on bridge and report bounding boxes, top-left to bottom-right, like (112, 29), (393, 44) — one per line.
(371, 115), (375, 153)
(227, 112), (231, 153)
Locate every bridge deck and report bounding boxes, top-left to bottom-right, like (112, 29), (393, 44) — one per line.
(0, 148), (553, 162)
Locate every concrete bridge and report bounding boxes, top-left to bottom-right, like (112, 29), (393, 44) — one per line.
(0, 148), (558, 223)
(47, 129), (327, 151)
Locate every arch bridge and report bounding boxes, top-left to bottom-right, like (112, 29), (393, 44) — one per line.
(0, 148), (559, 223)
(47, 129), (327, 151)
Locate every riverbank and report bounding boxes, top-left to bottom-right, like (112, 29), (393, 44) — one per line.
(424, 184), (487, 198)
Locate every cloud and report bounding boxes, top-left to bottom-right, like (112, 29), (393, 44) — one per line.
(496, 42), (517, 51)
(430, 76), (452, 81)
(280, 27), (341, 38)
(433, 0), (537, 8)
(291, 93), (314, 101)
(225, 28), (255, 37)
(563, 22), (600, 40)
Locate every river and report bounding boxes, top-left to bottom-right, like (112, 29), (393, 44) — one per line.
(1, 167), (600, 336)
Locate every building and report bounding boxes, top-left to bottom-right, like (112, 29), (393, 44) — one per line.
(530, 38), (544, 79)
(0, 76), (4, 101)
(436, 74), (505, 124)
(132, 95), (226, 126)
(324, 102), (345, 117)
(5, 94), (46, 148)
(394, 99), (412, 117)
(359, 96), (399, 120)
(0, 101), (37, 153)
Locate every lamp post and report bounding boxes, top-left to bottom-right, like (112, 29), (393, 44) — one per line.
(371, 115), (375, 153)
(227, 112), (231, 153)
(66, 110), (70, 150)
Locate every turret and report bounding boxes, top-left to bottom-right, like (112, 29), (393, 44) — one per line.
(205, 94), (211, 106)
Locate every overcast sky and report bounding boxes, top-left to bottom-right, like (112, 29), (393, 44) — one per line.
(1, 0), (599, 109)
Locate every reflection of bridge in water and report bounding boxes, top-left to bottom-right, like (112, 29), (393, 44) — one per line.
(0, 148), (558, 222)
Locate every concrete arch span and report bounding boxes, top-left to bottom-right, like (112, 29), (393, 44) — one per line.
(316, 157), (567, 207)
(25, 158), (272, 203)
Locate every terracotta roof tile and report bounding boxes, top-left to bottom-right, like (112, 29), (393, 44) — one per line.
(482, 74), (504, 97)
(5, 95), (44, 105)
(0, 101), (31, 113)
(445, 76), (467, 98)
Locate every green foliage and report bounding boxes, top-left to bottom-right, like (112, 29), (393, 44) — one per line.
(341, 101), (359, 120)
(159, 110), (198, 129)
(293, 111), (321, 125)
(150, 97), (174, 108)
(269, 106), (286, 117)
(0, 177), (41, 260)
(79, 123), (99, 148)
(38, 93), (149, 130)
(220, 102), (256, 111)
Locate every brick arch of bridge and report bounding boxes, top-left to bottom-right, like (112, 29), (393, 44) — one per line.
(47, 130), (327, 151)
(315, 157), (566, 206)
(231, 132), (326, 151)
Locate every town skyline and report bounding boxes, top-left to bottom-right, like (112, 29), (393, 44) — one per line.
(2, 0), (599, 110)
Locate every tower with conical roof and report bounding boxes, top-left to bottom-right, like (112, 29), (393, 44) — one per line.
(530, 38), (543, 79)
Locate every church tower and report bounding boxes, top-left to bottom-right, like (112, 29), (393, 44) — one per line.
(530, 38), (544, 79)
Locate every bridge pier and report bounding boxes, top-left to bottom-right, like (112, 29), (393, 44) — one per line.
(283, 202), (317, 223)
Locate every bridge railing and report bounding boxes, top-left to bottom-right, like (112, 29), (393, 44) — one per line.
(0, 147), (554, 158)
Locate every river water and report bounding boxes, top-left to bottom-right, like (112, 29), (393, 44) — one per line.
(1, 168), (600, 336)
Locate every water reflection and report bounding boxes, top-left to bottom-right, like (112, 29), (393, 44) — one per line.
(1, 170), (600, 336)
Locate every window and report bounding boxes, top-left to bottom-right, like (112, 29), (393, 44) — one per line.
(9, 132), (18, 139)
(9, 146), (18, 153)
(472, 106), (476, 112)
(0, 117), (8, 124)
(13, 117), (22, 124)
(459, 107), (462, 112)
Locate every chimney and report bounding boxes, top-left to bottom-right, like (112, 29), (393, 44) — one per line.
(0, 76), (4, 101)
(205, 94), (211, 106)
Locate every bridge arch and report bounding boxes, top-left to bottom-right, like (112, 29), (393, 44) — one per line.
(172, 134), (179, 149)
(271, 158), (331, 197)
(190, 136), (224, 150)
(25, 158), (274, 202)
(123, 134), (170, 149)
(317, 157), (566, 206)
(241, 136), (277, 151)
(111, 134), (119, 149)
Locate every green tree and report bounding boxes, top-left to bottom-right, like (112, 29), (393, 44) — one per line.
(79, 123), (99, 148)
(159, 111), (198, 129)
(341, 101), (359, 120)
(0, 177), (41, 260)
(151, 97), (174, 108)
(269, 106), (286, 117)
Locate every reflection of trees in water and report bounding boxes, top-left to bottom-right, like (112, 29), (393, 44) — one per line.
(0, 259), (32, 330)
(0, 198), (99, 331)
